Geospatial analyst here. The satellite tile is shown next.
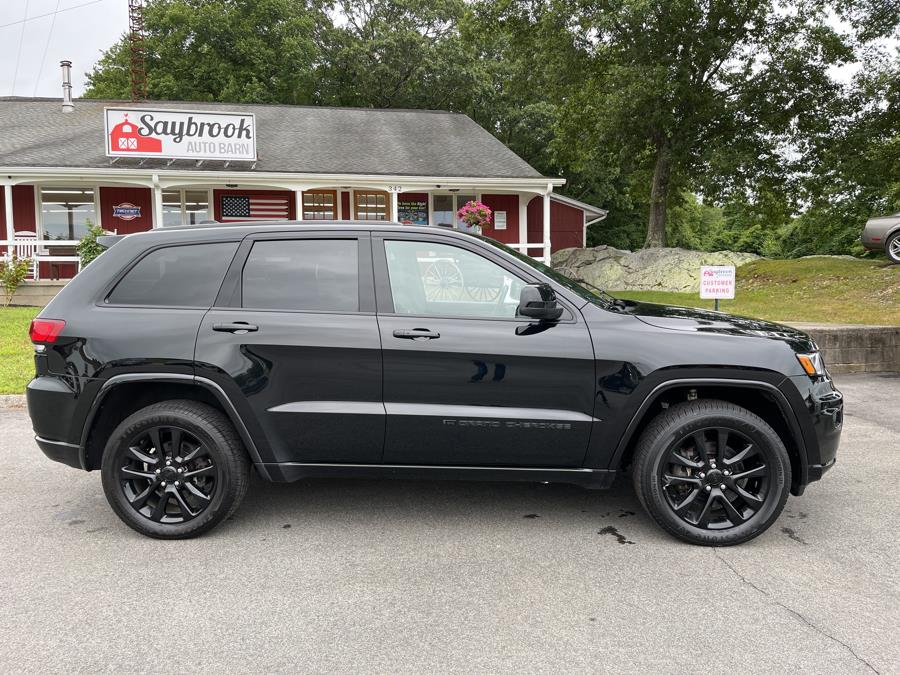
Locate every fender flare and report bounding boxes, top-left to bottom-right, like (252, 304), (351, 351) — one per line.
(609, 377), (810, 486)
(79, 373), (268, 477)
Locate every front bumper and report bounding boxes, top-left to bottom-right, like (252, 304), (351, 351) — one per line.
(787, 374), (843, 492)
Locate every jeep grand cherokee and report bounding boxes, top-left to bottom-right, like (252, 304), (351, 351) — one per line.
(26, 222), (842, 545)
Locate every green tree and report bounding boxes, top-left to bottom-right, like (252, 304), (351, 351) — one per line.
(787, 56), (900, 256)
(316, 0), (476, 110)
(550, 0), (854, 248)
(85, 0), (328, 103)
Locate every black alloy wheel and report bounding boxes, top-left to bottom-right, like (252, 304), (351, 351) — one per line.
(632, 399), (790, 546)
(660, 427), (769, 530)
(118, 425), (219, 524)
(101, 400), (250, 539)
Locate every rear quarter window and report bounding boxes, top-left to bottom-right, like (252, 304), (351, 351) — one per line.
(106, 242), (238, 307)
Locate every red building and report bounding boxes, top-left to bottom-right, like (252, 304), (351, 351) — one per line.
(1, 98), (606, 283)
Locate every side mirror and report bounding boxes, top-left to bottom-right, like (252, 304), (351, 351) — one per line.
(517, 283), (563, 321)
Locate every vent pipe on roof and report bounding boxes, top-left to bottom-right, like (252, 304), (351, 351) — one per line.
(60, 60), (74, 113)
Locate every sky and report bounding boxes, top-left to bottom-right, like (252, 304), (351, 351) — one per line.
(0, 0), (127, 98)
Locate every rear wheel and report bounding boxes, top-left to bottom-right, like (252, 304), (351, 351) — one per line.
(101, 400), (250, 539)
(886, 232), (900, 264)
(632, 399), (790, 546)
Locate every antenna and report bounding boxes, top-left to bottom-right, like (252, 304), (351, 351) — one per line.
(128, 0), (147, 101)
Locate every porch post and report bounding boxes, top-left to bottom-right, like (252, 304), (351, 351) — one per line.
(518, 194), (528, 252)
(2, 183), (13, 242)
(542, 189), (551, 263)
(151, 177), (163, 229)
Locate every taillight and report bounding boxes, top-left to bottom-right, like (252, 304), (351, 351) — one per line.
(29, 318), (66, 344)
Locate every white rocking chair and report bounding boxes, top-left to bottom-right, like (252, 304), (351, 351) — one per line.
(12, 231), (39, 280)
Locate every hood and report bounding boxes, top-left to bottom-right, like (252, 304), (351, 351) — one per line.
(621, 300), (817, 352)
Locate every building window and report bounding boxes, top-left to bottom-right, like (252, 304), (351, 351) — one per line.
(40, 187), (97, 240)
(302, 190), (336, 220)
(162, 189), (210, 226)
(432, 193), (477, 230)
(354, 190), (388, 220)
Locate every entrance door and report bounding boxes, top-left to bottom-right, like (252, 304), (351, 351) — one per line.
(374, 233), (596, 467)
(195, 232), (384, 465)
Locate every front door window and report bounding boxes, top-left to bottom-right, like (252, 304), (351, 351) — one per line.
(384, 240), (525, 318)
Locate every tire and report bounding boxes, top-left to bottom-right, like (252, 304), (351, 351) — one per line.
(632, 399), (791, 546)
(886, 232), (900, 264)
(101, 400), (250, 539)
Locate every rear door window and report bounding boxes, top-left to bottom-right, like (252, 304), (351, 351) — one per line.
(107, 242), (238, 307)
(241, 239), (359, 312)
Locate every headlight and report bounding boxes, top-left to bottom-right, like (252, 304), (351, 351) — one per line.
(796, 352), (826, 377)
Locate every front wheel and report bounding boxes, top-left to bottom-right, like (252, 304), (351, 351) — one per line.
(632, 399), (791, 546)
(886, 232), (900, 264)
(101, 400), (250, 539)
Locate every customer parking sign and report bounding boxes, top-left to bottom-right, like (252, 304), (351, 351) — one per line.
(700, 265), (736, 299)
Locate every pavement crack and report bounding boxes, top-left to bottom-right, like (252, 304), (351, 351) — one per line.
(714, 549), (768, 595)
(713, 550), (879, 674)
(777, 603), (880, 674)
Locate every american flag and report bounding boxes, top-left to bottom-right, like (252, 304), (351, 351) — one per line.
(220, 195), (290, 221)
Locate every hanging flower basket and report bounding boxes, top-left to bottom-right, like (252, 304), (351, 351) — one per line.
(456, 200), (492, 234)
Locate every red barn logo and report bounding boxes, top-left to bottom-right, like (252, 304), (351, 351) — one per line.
(109, 114), (162, 153)
(112, 203), (141, 220)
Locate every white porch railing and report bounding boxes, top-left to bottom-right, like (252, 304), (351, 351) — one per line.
(505, 242), (550, 264)
(0, 239), (82, 280)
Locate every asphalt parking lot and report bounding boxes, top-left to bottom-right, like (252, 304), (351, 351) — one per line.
(1, 374), (898, 673)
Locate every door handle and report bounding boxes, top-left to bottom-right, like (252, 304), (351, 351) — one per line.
(213, 322), (259, 334)
(393, 328), (440, 340)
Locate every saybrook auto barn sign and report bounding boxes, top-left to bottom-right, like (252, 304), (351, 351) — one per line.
(104, 107), (257, 161)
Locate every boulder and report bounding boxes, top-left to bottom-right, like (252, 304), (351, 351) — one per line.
(552, 246), (761, 292)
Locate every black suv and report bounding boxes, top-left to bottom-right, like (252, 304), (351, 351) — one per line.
(27, 222), (842, 545)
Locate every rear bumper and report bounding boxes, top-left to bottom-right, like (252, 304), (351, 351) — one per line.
(27, 375), (86, 470)
(860, 234), (883, 251)
(35, 436), (82, 469)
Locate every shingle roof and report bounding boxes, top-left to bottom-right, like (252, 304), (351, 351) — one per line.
(0, 98), (544, 179)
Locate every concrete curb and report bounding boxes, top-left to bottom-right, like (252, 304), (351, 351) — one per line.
(787, 324), (899, 374)
(0, 395), (26, 409)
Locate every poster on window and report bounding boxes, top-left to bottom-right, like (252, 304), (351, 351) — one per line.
(398, 198), (428, 226)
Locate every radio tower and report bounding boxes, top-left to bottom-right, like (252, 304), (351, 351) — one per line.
(128, 0), (148, 101)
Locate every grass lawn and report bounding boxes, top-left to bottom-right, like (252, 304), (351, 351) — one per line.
(614, 257), (900, 326)
(0, 306), (40, 394)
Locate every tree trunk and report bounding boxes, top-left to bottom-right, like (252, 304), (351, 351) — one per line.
(645, 138), (672, 248)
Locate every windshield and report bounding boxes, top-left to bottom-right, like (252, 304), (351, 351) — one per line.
(475, 234), (616, 307)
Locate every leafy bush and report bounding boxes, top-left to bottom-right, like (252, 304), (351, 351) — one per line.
(76, 221), (106, 268)
(1, 254), (31, 307)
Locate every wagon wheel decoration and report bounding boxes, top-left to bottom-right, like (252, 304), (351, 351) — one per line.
(423, 260), (464, 301)
(464, 284), (502, 303)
